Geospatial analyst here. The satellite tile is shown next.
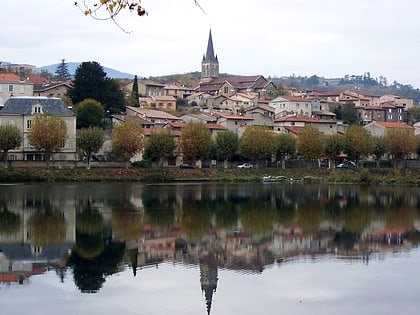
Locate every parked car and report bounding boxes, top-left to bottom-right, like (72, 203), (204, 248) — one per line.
(337, 161), (356, 169)
(179, 163), (194, 169)
(237, 163), (253, 169)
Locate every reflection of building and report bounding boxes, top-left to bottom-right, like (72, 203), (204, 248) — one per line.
(199, 254), (218, 315)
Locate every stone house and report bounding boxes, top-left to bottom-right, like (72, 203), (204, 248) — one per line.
(273, 115), (338, 136)
(0, 96), (76, 161)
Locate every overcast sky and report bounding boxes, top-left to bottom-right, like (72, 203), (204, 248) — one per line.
(2, 0), (419, 87)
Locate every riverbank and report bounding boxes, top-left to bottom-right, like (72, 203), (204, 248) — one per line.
(0, 167), (420, 185)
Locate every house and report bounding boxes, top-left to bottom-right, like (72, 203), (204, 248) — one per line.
(126, 107), (180, 127)
(273, 115), (338, 136)
(357, 102), (406, 125)
(125, 80), (165, 97)
(380, 94), (414, 109)
(33, 81), (72, 98)
(0, 73), (34, 106)
(218, 92), (259, 113)
(215, 112), (254, 135)
(0, 96), (76, 161)
(164, 83), (194, 99)
(197, 75), (277, 100)
(269, 95), (314, 117)
(243, 104), (275, 127)
(363, 121), (414, 137)
(180, 113), (217, 124)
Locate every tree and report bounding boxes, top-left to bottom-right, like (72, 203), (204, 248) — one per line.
(104, 78), (127, 113)
(75, 1), (147, 33)
(68, 61), (126, 114)
(27, 115), (67, 168)
(407, 106), (420, 123)
(180, 122), (212, 166)
(74, 99), (105, 129)
(274, 133), (296, 169)
(324, 134), (345, 167)
(77, 127), (104, 169)
(112, 120), (144, 168)
(144, 130), (175, 167)
(239, 126), (275, 167)
(297, 126), (323, 165)
(341, 101), (358, 124)
(372, 135), (388, 168)
(69, 61), (107, 105)
(129, 75), (140, 107)
(215, 130), (239, 168)
(55, 58), (71, 80)
(0, 125), (22, 168)
(344, 125), (373, 163)
(386, 129), (416, 161)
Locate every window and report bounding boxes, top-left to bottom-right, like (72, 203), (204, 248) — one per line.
(224, 86), (229, 94)
(8, 85), (13, 92)
(8, 120), (15, 126)
(19, 85), (24, 94)
(26, 120), (32, 129)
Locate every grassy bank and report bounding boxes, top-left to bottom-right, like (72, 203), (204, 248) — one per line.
(0, 167), (420, 185)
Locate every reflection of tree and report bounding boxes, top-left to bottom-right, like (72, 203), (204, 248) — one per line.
(386, 204), (416, 230)
(68, 241), (125, 293)
(27, 202), (66, 245)
(0, 201), (20, 236)
(76, 205), (104, 236)
(215, 202), (238, 230)
(296, 200), (323, 233)
(240, 202), (275, 234)
(181, 201), (211, 240)
(273, 203), (295, 226)
(74, 230), (105, 260)
(334, 229), (358, 250)
(143, 186), (177, 232)
(112, 203), (144, 241)
(344, 205), (372, 234)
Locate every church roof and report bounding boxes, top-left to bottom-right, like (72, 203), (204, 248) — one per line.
(203, 29), (218, 62)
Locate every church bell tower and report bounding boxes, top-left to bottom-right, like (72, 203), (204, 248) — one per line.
(201, 29), (219, 82)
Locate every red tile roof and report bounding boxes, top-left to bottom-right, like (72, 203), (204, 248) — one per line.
(374, 121), (413, 129)
(0, 73), (21, 83)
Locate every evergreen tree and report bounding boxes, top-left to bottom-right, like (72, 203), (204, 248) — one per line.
(131, 75), (139, 107)
(55, 58), (71, 80)
(68, 61), (126, 114)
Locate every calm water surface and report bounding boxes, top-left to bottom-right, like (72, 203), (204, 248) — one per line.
(0, 182), (420, 315)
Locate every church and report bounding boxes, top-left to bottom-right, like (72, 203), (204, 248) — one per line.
(198, 29), (277, 100)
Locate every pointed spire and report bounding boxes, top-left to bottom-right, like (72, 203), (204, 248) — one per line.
(204, 29), (217, 62)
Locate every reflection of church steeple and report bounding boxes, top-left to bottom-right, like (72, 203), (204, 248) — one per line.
(199, 254), (218, 315)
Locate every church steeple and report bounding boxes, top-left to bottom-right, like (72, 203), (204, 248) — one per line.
(201, 29), (219, 82)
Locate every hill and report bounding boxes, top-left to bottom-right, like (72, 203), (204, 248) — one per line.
(36, 62), (135, 79)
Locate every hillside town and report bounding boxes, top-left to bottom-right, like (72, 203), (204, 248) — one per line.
(0, 29), (419, 168)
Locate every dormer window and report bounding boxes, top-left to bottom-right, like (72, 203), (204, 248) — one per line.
(32, 104), (43, 114)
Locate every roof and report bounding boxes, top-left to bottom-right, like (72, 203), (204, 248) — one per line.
(126, 107), (180, 120)
(203, 29), (218, 62)
(218, 113), (254, 120)
(372, 121), (413, 129)
(33, 81), (73, 92)
(274, 115), (334, 124)
(1, 96), (74, 116)
(198, 75), (270, 93)
(271, 95), (313, 102)
(0, 73), (21, 83)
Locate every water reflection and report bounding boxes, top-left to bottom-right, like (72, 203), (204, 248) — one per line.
(1, 182), (420, 313)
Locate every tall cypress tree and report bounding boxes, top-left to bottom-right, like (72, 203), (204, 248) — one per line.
(132, 75), (139, 107)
